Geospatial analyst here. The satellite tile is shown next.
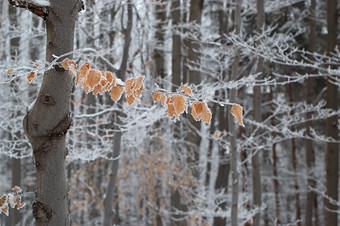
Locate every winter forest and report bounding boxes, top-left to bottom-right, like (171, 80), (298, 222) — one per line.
(0, 0), (339, 225)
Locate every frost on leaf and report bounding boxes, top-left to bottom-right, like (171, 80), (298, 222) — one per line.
(61, 58), (77, 71)
(125, 76), (144, 105)
(110, 86), (125, 102)
(0, 186), (26, 216)
(167, 95), (188, 120)
(191, 101), (211, 124)
(231, 104), (244, 127)
(102, 71), (116, 86)
(153, 92), (167, 106)
(181, 84), (193, 96)
(85, 69), (101, 90)
(27, 72), (37, 83)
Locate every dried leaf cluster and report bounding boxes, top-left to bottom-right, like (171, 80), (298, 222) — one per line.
(0, 186), (25, 216)
(23, 60), (245, 126)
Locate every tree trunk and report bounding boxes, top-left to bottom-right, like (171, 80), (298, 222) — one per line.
(305, 0), (317, 225)
(103, 1), (133, 225)
(18, 0), (79, 225)
(269, 83), (280, 224)
(325, 0), (339, 225)
(252, 0), (264, 224)
(171, 0), (181, 92)
(230, 1), (242, 225)
(287, 83), (301, 226)
(153, 0), (166, 81)
(186, 0), (204, 157)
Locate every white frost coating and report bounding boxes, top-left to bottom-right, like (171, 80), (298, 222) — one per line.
(28, 98), (36, 111)
(32, 0), (51, 7)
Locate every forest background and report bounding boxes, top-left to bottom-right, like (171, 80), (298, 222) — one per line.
(0, 0), (339, 225)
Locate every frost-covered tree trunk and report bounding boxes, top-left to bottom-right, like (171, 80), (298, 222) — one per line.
(8, 0), (80, 225)
(325, 0), (339, 224)
(230, 0), (241, 225)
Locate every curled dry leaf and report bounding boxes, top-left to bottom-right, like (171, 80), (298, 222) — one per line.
(79, 62), (91, 79)
(191, 101), (211, 124)
(0, 195), (7, 207)
(102, 71), (116, 85)
(27, 72), (37, 83)
(181, 84), (193, 96)
(153, 92), (167, 106)
(110, 86), (125, 102)
(7, 69), (14, 74)
(61, 58), (77, 70)
(231, 104), (244, 127)
(167, 95), (188, 120)
(85, 69), (101, 90)
(125, 76), (144, 105)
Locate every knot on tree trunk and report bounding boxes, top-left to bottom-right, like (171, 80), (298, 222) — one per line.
(33, 200), (53, 223)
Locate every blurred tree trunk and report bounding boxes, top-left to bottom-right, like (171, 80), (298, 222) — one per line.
(230, 0), (242, 225)
(325, 0), (339, 225)
(269, 80), (280, 224)
(213, 1), (230, 225)
(153, 0), (166, 81)
(304, 0), (317, 225)
(8, 0), (80, 224)
(287, 83), (301, 226)
(252, 0), (264, 225)
(186, 0), (204, 161)
(103, 1), (133, 225)
(8, 5), (22, 225)
(171, 0), (181, 92)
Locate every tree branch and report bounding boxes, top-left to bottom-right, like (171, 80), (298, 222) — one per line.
(8, 0), (49, 20)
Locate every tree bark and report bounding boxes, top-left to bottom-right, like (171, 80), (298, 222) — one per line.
(252, 0), (264, 224)
(325, 0), (339, 225)
(16, 0), (80, 225)
(153, 0), (166, 81)
(230, 1), (242, 225)
(171, 0), (181, 92)
(305, 1), (317, 225)
(269, 83), (280, 224)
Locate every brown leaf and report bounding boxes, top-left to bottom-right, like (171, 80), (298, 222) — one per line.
(102, 71), (116, 85)
(181, 84), (193, 96)
(191, 101), (202, 121)
(85, 69), (101, 90)
(7, 69), (14, 74)
(110, 86), (124, 102)
(27, 72), (37, 83)
(231, 104), (244, 127)
(126, 95), (135, 105)
(0, 195), (7, 207)
(125, 78), (135, 97)
(167, 104), (175, 118)
(79, 62), (91, 79)
(61, 58), (70, 69)
(167, 95), (187, 120)
(173, 95), (187, 118)
(191, 101), (211, 124)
